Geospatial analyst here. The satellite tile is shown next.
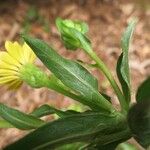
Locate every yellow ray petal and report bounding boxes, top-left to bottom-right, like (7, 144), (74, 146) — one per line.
(0, 60), (19, 71)
(22, 43), (36, 63)
(0, 51), (21, 68)
(5, 41), (24, 64)
(7, 79), (22, 89)
(0, 76), (19, 85)
(0, 69), (19, 76)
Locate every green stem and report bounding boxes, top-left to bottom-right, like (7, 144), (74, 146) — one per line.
(44, 79), (116, 113)
(90, 52), (128, 112)
(0, 119), (14, 128)
(81, 41), (128, 112)
(46, 81), (82, 102)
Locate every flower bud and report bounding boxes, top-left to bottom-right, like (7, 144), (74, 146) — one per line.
(56, 18), (91, 51)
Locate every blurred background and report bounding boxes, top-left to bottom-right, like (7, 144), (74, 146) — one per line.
(0, 0), (149, 149)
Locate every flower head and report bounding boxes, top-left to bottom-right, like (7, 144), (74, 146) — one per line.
(0, 41), (36, 89)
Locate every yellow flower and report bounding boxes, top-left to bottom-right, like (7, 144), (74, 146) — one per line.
(0, 41), (36, 89)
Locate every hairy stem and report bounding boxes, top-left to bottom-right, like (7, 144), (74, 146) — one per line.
(89, 51), (128, 112)
(45, 78), (116, 113)
(81, 40), (128, 113)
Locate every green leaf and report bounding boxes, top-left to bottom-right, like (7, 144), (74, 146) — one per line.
(117, 20), (137, 103)
(4, 112), (125, 150)
(136, 77), (150, 102)
(87, 124), (131, 150)
(23, 35), (113, 112)
(117, 53), (130, 104)
(128, 100), (150, 148)
(0, 103), (45, 130)
(31, 104), (77, 118)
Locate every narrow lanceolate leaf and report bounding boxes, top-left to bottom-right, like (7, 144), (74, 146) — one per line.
(87, 123), (131, 150)
(4, 112), (125, 150)
(0, 103), (45, 130)
(23, 35), (113, 112)
(136, 77), (150, 102)
(31, 104), (77, 118)
(117, 20), (137, 104)
(128, 100), (150, 148)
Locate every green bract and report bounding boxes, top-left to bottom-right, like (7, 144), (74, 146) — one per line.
(0, 18), (149, 150)
(20, 64), (49, 88)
